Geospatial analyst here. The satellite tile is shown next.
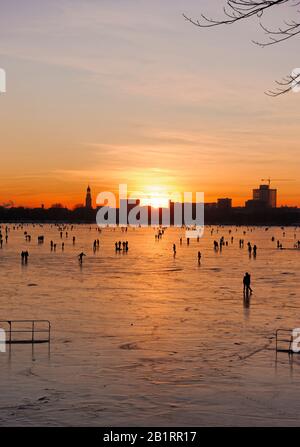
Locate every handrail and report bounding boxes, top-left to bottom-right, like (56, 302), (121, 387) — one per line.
(275, 328), (293, 353)
(0, 320), (51, 344)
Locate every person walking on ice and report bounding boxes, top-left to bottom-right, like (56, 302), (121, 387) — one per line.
(243, 272), (253, 296)
(78, 252), (86, 264)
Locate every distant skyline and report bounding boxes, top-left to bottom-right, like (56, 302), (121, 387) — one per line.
(1, 0), (300, 207)
(0, 182), (290, 210)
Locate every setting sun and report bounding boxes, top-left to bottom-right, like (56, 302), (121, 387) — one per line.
(140, 196), (170, 209)
(138, 186), (171, 209)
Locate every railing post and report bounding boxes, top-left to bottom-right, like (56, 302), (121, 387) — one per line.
(32, 321), (34, 343)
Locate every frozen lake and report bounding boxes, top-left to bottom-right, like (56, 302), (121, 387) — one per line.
(0, 224), (300, 426)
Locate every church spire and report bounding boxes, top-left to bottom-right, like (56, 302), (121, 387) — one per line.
(85, 185), (92, 209)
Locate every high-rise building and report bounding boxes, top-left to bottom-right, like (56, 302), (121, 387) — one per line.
(85, 185), (92, 209)
(252, 184), (277, 208)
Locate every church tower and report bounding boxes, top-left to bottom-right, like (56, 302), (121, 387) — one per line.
(85, 185), (92, 209)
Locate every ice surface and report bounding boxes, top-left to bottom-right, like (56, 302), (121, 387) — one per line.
(0, 224), (299, 426)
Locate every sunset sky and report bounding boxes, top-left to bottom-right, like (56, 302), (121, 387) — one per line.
(0, 0), (300, 208)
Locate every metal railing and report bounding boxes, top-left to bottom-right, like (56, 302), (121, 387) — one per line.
(0, 320), (51, 344)
(275, 328), (293, 353)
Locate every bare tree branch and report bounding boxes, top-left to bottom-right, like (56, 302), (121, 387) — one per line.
(183, 1), (291, 31)
(266, 71), (300, 96)
(184, 0), (300, 95)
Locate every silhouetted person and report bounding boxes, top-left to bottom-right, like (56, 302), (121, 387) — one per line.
(78, 252), (86, 264)
(247, 242), (252, 254)
(198, 251), (201, 265)
(253, 245), (257, 257)
(173, 244), (176, 256)
(21, 250), (29, 264)
(243, 272), (252, 296)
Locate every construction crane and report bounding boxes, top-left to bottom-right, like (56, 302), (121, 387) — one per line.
(261, 178), (295, 186)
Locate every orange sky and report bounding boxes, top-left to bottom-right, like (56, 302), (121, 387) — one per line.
(0, 1), (299, 208)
